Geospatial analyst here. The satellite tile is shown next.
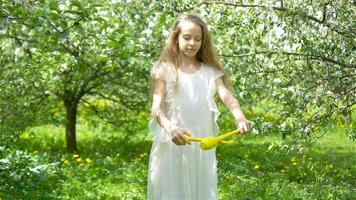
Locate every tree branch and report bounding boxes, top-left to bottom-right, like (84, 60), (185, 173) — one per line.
(81, 99), (124, 126)
(302, 86), (356, 129)
(220, 51), (355, 69)
(200, 1), (355, 37)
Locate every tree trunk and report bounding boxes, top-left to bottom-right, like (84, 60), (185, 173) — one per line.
(65, 100), (79, 154)
(344, 101), (353, 128)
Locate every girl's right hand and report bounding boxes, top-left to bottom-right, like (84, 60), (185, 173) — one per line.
(168, 125), (191, 145)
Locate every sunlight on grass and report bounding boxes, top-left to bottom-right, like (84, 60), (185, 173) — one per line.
(13, 122), (355, 199)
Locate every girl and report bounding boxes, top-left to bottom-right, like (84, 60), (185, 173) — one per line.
(147, 13), (251, 200)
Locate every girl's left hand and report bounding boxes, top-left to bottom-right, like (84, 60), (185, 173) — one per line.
(235, 117), (251, 134)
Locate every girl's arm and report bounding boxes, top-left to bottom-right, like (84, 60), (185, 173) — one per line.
(151, 78), (171, 132)
(151, 78), (191, 144)
(216, 77), (251, 133)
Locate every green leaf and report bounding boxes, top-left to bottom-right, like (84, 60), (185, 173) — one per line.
(48, 1), (58, 11)
(107, 40), (119, 48)
(159, 14), (166, 24)
(70, 0), (82, 9)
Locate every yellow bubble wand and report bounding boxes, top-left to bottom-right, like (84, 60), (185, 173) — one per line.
(184, 129), (241, 150)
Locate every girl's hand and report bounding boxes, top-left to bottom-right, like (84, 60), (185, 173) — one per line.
(235, 117), (251, 134)
(168, 125), (191, 145)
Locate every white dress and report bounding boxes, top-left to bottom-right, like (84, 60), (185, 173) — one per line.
(147, 62), (224, 200)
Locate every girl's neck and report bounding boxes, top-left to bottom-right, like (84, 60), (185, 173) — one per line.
(177, 53), (200, 69)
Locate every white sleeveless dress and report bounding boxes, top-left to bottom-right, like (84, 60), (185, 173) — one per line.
(147, 62), (224, 200)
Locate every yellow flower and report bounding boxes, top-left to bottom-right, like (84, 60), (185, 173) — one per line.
(73, 154), (80, 158)
(291, 156), (298, 163)
(281, 169), (286, 173)
(254, 165), (260, 170)
(139, 112), (147, 118)
(85, 158), (93, 164)
(64, 160), (69, 165)
(292, 162), (298, 166)
(76, 158), (82, 162)
(60, 158), (65, 162)
(22, 132), (30, 140)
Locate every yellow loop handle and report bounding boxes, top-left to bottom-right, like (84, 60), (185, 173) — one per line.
(183, 129), (241, 150)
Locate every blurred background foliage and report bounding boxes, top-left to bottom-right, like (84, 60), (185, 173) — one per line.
(0, 0), (355, 199)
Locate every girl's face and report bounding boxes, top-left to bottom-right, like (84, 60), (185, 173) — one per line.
(177, 21), (202, 58)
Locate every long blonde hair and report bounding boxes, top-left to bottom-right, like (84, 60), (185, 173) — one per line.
(156, 13), (230, 88)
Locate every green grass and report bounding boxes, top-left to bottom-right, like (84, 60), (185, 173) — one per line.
(3, 120), (355, 200)
(217, 127), (355, 199)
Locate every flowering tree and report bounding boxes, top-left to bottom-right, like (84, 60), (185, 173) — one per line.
(1, 0), (354, 152)
(1, 0), (152, 153)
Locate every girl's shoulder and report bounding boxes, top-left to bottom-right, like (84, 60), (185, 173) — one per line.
(201, 62), (224, 79)
(151, 61), (175, 82)
(151, 61), (171, 78)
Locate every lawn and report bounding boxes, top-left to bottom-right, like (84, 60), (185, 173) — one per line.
(2, 120), (355, 199)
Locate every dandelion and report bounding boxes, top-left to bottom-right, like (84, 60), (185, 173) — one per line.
(140, 152), (148, 158)
(291, 156), (298, 163)
(139, 112), (147, 118)
(254, 165), (260, 170)
(22, 132), (30, 140)
(85, 158), (93, 164)
(73, 154), (80, 158)
(64, 160), (69, 165)
(76, 158), (82, 162)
